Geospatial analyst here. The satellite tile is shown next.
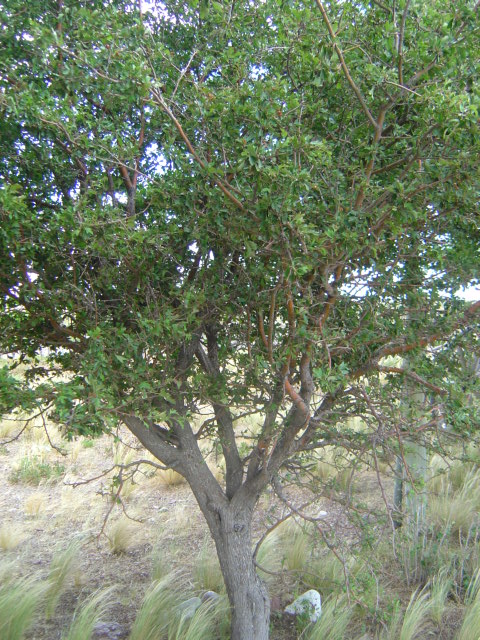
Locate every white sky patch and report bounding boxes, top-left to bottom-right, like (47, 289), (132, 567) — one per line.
(456, 286), (480, 302)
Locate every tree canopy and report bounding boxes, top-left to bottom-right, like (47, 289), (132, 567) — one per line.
(1, 1), (479, 637)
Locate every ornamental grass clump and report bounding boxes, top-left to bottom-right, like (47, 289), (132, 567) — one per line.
(0, 575), (46, 640)
(62, 587), (116, 640)
(45, 539), (82, 620)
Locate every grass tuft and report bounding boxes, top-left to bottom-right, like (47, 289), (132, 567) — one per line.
(430, 569), (451, 625)
(284, 529), (310, 573)
(129, 573), (183, 640)
(9, 455), (65, 486)
(0, 524), (25, 551)
(306, 597), (352, 640)
(255, 530), (282, 584)
(0, 575), (46, 640)
(172, 600), (218, 640)
(457, 599), (480, 640)
(108, 518), (135, 555)
(45, 539), (82, 620)
(457, 571), (480, 640)
(307, 552), (345, 595)
(193, 545), (225, 594)
(0, 417), (21, 439)
(24, 492), (46, 517)
(61, 587), (115, 640)
(154, 468), (187, 487)
(398, 587), (432, 640)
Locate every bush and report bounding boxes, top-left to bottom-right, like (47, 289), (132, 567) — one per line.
(9, 456), (65, 485)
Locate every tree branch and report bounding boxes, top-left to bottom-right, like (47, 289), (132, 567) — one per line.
(397, 0), (411, 86)
(121, 414), (182, 470)
(151, 88), (247, 211)
(377, 366), (447, 396)
(313, 0), (379, 131)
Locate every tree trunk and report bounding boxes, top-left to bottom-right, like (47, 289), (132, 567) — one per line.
(203, 502), (270, 640)
(215, 506), (270, 640)
(393, 454), (403, 528)
(166, 421), (270, 640)
(404, 433), (427, 532)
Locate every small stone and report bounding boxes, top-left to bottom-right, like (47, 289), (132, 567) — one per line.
(201, 590), (220, 603)
(284, 589), (322, 623)
(93, 621), (127, 639)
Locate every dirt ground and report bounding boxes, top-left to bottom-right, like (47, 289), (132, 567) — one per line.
(0, 428), (338, 640)
(2, 422), (461, 640)
(0, 425), (211, 639)
(1, 423), (354, 640)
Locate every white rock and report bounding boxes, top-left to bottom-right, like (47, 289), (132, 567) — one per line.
(284, 589), (322, 623)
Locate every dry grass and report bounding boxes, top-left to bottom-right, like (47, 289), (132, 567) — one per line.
(154, 468), (187, 487)
(24, 492), (47, 517)
(119, 478), (137, 501)
(0, 417), (22, 439)
(314, 447), (337, 482)
(107, 518), (137, 555)
(0, 523), (25, 551)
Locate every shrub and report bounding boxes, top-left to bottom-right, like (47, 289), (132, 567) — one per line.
(9, 456), (65, 485)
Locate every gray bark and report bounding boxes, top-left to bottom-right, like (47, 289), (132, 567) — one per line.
(177, 426), (271, 640)
(212, 505), (270, 640)
(393, 455), (403, 528)
(393, 386), (428, 533)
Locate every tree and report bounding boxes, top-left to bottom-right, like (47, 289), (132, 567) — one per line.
(1, 1), (479, 637)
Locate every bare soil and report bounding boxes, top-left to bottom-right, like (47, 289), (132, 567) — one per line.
(0, 426), (464, 639)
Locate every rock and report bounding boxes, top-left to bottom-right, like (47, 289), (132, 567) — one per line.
(93, 621), (127, 639)
(284, 589), (322, 623)
(201, 590), (220, 603)
(177, 596), (202, 619)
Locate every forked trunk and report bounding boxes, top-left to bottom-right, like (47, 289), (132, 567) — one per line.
(210, 505), (270, 640)
(179, 435), (270, 638)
